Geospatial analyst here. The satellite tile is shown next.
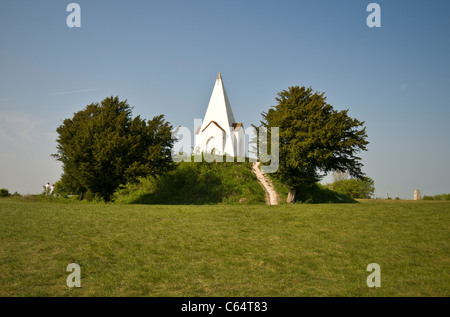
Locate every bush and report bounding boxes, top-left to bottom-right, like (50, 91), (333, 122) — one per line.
(0, 188), (10, 197)
(422, 194), (450, 201)
(266, 173), (357, 204)
(53, 181), (70, 198)
(327, 177), (375, 199)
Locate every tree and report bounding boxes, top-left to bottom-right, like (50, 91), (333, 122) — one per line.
(260, 86), (369, 203)
(52, 96), (175, 201)
(328, 177), (375, 199)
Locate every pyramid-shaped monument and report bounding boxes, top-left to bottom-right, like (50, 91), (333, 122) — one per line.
(195, 73), (244, 157)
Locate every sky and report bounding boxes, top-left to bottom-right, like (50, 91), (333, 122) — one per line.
(0, 0), (449, 199)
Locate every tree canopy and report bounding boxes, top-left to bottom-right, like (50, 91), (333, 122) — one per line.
(260, 86), (369, 202)
(53, 96), (175, 201)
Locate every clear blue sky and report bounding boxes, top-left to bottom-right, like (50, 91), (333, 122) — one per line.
(1, 0), (449, 198)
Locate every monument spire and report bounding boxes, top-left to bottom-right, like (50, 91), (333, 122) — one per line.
(202, 73), (236, 129)
(195, 73), (243, 157)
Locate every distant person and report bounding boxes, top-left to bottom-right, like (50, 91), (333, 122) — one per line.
(50, 184), (55, 196)
(45, 183), (50, 196)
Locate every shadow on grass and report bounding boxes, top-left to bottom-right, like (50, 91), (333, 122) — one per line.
(294, 183), (358, 204)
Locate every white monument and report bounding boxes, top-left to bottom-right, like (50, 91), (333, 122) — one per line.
(195, 73), (245, 157)
(414, 189), (421, 200)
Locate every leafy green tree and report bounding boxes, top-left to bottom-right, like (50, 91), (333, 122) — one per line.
(329, 177), (375, 199)
(0, 188), (10, 197)
(260, 86), (369, 202)
(53, 96), (175, 201)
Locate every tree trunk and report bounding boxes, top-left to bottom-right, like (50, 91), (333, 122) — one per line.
(287, 188), (296, 204)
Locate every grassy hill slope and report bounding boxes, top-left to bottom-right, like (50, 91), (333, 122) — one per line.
(113, 159), (266, 205)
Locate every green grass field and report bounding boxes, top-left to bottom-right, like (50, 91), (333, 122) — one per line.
(0, 198), (448, 297)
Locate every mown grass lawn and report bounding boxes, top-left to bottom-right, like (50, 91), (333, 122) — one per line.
(0, 198), (448, 296)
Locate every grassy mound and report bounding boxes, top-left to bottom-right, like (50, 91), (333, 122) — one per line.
(113, 158), (266, 205)
(113, 156), (356, 205)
